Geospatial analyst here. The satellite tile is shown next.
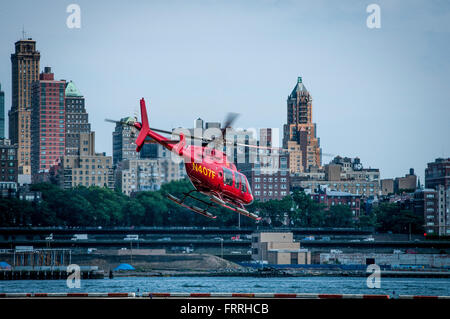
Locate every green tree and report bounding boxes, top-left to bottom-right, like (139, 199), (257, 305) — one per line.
(324, 205), (354, 227)
(373, 203), (423, 234)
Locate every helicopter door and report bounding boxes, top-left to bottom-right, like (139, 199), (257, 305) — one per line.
(234, 171), (241, 191)
(223, 167), (234, 188)
(240, 174), (247, 193)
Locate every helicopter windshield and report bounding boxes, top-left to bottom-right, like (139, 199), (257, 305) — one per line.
(239, 173), (251, 195)
(223, 167), (233, 186)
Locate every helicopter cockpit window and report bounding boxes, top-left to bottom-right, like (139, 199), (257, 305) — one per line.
(240, 174), (247, 193)
(223, 168), (233, 187)
(234, 172), (241, 190)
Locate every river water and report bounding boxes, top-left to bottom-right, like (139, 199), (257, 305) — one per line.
(1, 277), (449, 296)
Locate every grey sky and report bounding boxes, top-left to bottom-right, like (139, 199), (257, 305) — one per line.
(0, 0), (449, 182)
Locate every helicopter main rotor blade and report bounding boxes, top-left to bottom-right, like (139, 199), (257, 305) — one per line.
(144, 138), (180, 144)
(228, 141), (284, 151)
(222, 112), (239, 131)
(226, 141), (336, 157)
(104, 118), (125, 124)
(154, 128), (212, 143)
(105, 118), (211, 143)
(149, 127), (207, 141)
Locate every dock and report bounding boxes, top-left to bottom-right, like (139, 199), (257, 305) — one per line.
(0, 266), (104, 280)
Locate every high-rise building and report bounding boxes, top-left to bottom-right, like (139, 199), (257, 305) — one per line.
(115, 157), (183, 195)
(425, 158), (450, 190)
(31, 67), (66, 182)
(423, 158), (450, 236)
(65, 81), (91, 156)
(140, 143), (171, 159)
(259, 128), (272, 148)
(251, 152), (290, 202)
(414, 188), (437, 234)
(9, 38), (40, 177)
(228, 128), (256, 181)
(112, 116), (139, 166)
(283, 77), (321, 173)
(57, 132), (114, 189)
(0, 138), (18, 194)
(0, 83), (5, 138)
(115, 159), (163, 194)
(140, 143), (160, 159)
(195, 118), (204, 130)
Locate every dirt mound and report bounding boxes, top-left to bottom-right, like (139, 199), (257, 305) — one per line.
(73, 253), (243, 272)
(138, 254), (241, 271)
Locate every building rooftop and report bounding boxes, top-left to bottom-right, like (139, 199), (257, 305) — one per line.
(415, 188), (436, 193)
(290, 76), (308, 96)
(65, 81), (83, 97)
(268, 249), (309, 253)
(325, 190), (361, 197)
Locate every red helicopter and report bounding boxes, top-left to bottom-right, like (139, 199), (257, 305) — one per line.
(107, 98), (263, 221)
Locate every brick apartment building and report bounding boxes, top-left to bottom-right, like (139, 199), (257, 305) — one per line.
(31, 67), (66, 183)
(251, 152), (290, 202)
(309, 188), (361, 217)
(57, 132), (114, 189)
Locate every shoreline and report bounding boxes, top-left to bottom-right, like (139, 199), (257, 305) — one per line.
(111, 269), (450, 278)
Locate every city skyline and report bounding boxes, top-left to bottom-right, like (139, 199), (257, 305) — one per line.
(1, 1), (449, 183)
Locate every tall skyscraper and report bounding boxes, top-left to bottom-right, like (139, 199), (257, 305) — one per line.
(0, 83), (5, 138)
(140, 143), (170, 159)
(31, 67), (66, 182)
(283, 77), (321, 173)
(65, 81), (91, 155)
(113, 117), (139, 166)
(260, 128), (272, 148)
(9, 38), (40, 177)
(229, 128), (256, 181)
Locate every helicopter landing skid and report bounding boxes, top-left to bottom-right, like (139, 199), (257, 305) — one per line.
(167, 191), (217, 219)
(210, 195), (261, 221)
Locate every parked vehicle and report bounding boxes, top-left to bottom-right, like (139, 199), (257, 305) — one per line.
(71, 234), (88, 241)
(124, 234), (139, 241)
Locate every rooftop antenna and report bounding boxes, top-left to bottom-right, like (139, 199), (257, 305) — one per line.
(22, 25), (26, 39)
